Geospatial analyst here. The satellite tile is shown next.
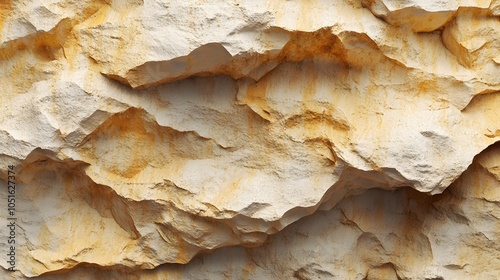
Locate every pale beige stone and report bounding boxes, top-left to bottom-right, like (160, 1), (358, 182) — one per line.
(5, 142), (499, 280)
(0, 0), (499, 278)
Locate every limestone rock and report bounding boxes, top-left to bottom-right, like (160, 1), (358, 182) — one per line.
(0, 0), (499, 279)
(10, 142), (500, 280)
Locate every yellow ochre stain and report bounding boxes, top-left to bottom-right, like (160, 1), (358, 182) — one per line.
(79, 108), (161, 178)
(213, 177), (243, 206)
(175, 232), (190, 264)
(0, 0), (13, 43)
(245, 77), (275, 121)
(78, 107), (222, 179)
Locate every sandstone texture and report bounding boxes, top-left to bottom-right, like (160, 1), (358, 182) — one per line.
(0, 0), (499, 279)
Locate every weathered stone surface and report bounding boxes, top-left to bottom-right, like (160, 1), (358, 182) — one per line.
(0, 0), (499, 279)
(9, 142), (500, 280)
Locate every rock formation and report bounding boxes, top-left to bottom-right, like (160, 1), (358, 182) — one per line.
(0, 0), (499, 279)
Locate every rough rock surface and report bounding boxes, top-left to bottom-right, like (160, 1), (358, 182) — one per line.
(0, 0), (499, 279)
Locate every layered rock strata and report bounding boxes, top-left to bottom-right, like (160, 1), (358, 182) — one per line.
(0, 0), (499, 279)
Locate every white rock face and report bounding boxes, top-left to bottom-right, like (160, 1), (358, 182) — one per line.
(0, 0), (499, 279)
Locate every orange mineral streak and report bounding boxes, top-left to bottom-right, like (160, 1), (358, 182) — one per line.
(284, 110), (349, 138)
(302, 68), (317, 101)
(0, 20), (72, 99)
(62, 1), (109, 67)
(0, 0), (13, 43)
(85, 4), (111, 26)
(416, 79), (438, 96)
(78, 107), (165, 179)
(213, 177), (243, 206)
(0, 1), (108, 101)
(175, 234), (188, 264)
(107, 27), (355, 89)
(78, 107), (224, 180)
(244, 76), (274, 121)
(241, 249), (257, 280)
(278, 28), (348, 64)
(0, 0), (105, 61)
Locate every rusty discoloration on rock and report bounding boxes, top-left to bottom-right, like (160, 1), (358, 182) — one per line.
(0, 0), (499, 279)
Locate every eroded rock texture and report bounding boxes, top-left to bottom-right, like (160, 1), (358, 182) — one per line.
(0, 0), (499, 279)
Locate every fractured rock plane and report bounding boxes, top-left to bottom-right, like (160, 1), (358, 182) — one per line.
(0, 0), (499, 279)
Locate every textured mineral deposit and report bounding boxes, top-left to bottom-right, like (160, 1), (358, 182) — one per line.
(0, 0), (499, 279)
